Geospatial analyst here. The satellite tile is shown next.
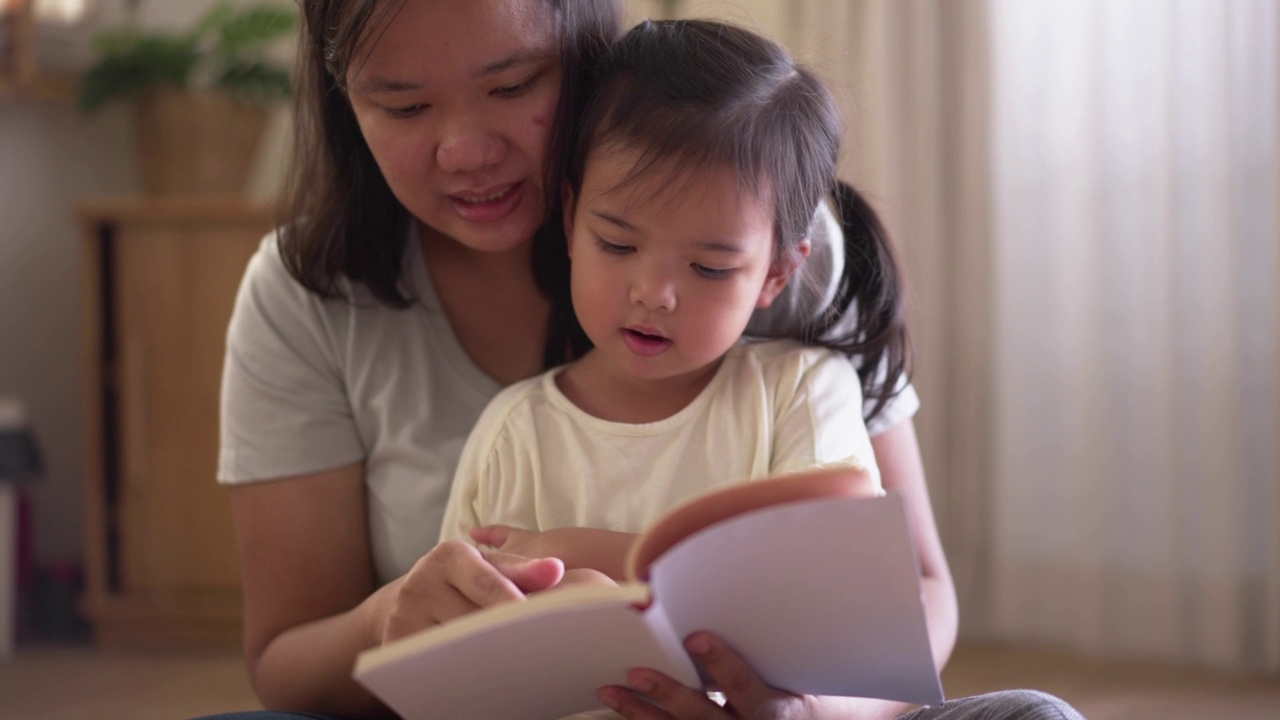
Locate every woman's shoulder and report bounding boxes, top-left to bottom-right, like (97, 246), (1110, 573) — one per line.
(238, 228), (413, 320)
(238, 230), (336, 306)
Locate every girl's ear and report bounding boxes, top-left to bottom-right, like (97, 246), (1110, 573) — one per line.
(562, 184), (577, 258)
(756, 238), (811, 308)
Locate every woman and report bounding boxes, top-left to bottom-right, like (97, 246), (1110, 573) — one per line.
(208, 1), (1084, 719)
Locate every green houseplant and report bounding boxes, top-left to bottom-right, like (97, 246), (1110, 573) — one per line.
(78, 1), (297, 195)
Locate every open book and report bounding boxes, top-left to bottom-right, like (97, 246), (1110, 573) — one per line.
(353, 468), (944, 720)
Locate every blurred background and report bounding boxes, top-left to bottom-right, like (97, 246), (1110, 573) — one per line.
(0, 0), (1276, 718)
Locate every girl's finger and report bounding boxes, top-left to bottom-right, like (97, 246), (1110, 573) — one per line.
(469, 524), (512, 547)
(684, 632), (776, 713)
(597, 685), (675, 720)
(625, 667), (727, 719)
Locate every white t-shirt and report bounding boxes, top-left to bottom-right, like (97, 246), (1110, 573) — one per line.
(218, 208), (916, 585)
(439, 340), (880, 544)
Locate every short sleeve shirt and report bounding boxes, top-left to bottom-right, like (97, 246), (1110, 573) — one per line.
(218, 208), (917, 584)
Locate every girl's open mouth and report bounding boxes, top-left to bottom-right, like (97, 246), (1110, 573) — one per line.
(622, 328), (673, 357)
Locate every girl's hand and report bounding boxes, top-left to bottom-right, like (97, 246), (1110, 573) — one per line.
(471, 525), (637, 580)
(470, 524), (547, 557)
(598, 632), (821, 720)
(371, 540), (564, 645)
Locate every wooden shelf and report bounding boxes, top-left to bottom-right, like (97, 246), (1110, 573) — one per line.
(77, 195), (276, 225)
(78, 195), (273, 648)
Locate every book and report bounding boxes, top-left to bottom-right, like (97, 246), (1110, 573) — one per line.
(353, 468), (945, 720)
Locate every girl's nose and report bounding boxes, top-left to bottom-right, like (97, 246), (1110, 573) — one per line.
(437, 121), (506, 174)
(629, 272), (677, 311)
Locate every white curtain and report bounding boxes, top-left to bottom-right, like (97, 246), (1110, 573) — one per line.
(668, 0), (1280, 671)
(986, 0), (1279, 670)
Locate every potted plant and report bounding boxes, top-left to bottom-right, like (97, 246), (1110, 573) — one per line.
(78, 1), (296, 195)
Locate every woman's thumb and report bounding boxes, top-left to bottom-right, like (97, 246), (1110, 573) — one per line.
(488, 553), (564, 594)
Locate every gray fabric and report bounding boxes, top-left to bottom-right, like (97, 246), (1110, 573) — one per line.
(899, 690), (1087, 720)
(190, 690), (1086, 720)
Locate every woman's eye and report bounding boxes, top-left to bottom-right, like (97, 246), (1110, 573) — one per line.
(693, 264), (732, 279)
(384, 104), (427, 119)
(595, 237), (633, 255)
(492, 76), (536, 99)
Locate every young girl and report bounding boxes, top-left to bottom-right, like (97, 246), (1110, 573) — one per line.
(438, 19), (901, 717)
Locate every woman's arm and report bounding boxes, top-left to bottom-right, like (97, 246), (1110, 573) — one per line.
(231, 463), (564, 716)
(873, 419), (958, 670)
(231, 463), (392, 717)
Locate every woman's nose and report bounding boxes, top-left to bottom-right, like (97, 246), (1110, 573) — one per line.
(436, 121), (506, 174)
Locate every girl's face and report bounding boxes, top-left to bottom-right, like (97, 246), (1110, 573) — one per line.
(346, 0), (561, 255)
(565, 144), (798, 386)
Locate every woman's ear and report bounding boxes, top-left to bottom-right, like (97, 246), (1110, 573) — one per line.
(562, 184), (577, 258)
(756, 238), (811, 308)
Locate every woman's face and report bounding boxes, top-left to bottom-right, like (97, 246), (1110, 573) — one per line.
(345, 0), (561, 255)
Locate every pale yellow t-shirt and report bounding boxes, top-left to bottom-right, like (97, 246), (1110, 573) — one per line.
(439, 339), (880, 545)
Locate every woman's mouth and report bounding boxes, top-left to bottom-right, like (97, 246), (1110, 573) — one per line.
(622, 328), (673, 357)
(449, 182), (523, 223)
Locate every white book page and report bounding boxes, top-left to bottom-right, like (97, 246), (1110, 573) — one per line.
(354, 582), (699, 720)
(647, 494), (944, 706)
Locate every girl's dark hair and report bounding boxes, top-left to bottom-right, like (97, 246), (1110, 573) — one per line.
(540, 19), (910, 420)
(279, 0), (623, 311)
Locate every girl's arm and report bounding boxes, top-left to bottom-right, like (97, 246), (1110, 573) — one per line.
(471, 524), (638, 581)
(230, 464), (562, 717)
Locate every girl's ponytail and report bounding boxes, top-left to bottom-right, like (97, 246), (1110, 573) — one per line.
(812, 181), (911, 424)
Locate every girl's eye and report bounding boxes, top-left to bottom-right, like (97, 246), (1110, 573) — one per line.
(595, 237), (633, 255)
(693, 264), (732, 279)
(384, 104), (427, 119)
(493, 75), (537, 99)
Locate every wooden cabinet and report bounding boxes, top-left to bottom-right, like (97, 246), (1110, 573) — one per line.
(78, 197), (272, 647)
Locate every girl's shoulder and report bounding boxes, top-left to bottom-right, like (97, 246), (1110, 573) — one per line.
(467, 369), (559, 439)
(725, 339), (859, 399)
(730, 337), (847, 367)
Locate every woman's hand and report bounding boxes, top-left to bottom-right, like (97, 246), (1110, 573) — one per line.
(597, 632), (821, 720)
(471, 525), (637, 580)
(370, 539), (564, 645)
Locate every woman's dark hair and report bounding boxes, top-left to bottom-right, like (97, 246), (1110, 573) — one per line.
(279, 0), (623, 310)
(539, 19), (910, 420)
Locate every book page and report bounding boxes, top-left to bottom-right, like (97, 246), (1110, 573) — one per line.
(354, 582), (699, 720)
(647, 494), (944, 706)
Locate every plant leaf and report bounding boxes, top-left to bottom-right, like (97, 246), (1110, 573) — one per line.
(78, 37), (200, 112)
(192, 0), (236, 42)
(214, 61), (293, 101)
(214, 4), (298, 58)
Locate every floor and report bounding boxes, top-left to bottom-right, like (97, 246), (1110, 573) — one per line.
(1, 641), (1278, 719)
